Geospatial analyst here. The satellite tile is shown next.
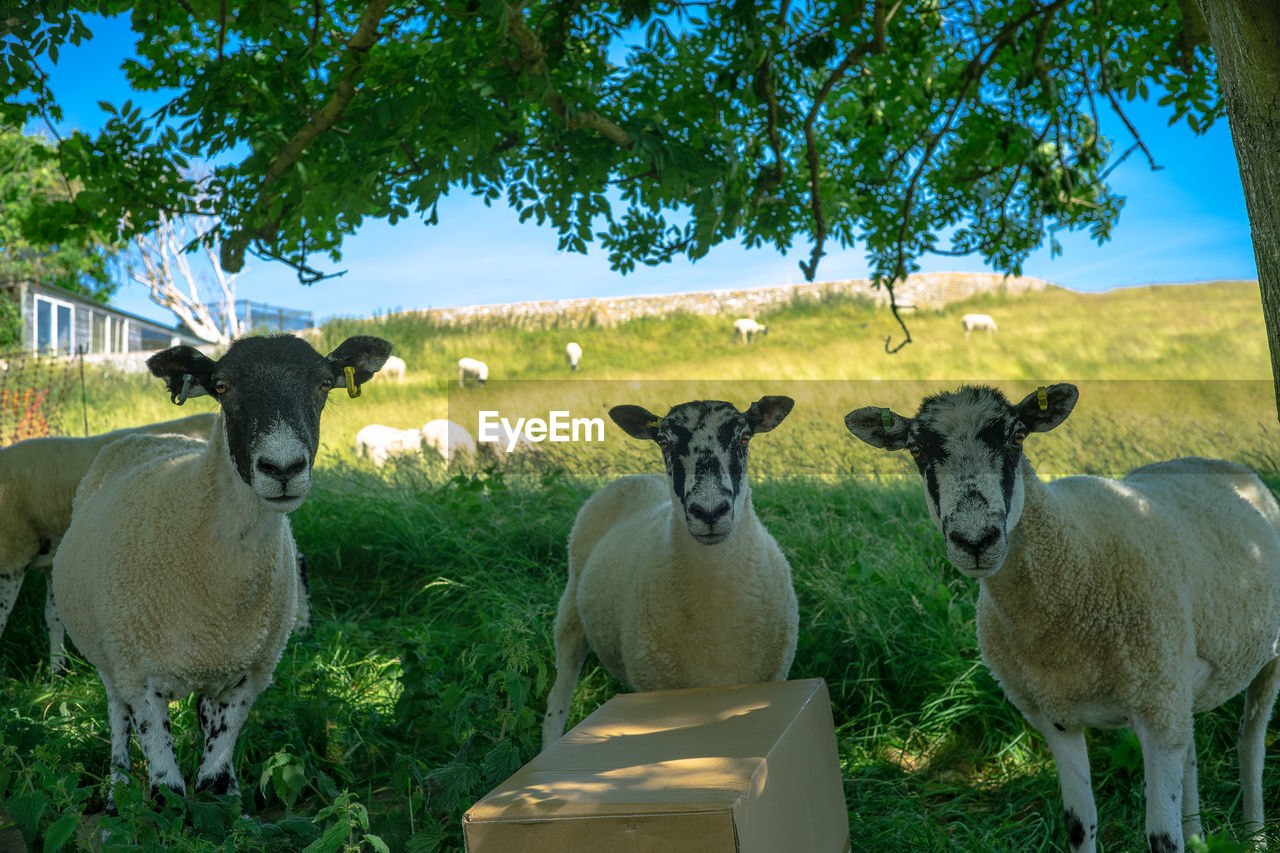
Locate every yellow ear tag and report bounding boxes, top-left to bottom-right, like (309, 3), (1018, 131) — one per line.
(881, 408), (892, 431)
(1036, 386), (1048, 411)
(646, 419), (661, 430)
(344, 365), (361, 398)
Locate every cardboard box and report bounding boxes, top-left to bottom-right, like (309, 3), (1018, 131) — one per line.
(463, 678), (850, 852)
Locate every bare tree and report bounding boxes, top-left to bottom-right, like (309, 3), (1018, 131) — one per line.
(128, 212), (243, 345)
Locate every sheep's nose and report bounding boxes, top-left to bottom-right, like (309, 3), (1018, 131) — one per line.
(689, 501), (730, 525)
(948, 527), (1000, 557)
(257, 456), (307, 482)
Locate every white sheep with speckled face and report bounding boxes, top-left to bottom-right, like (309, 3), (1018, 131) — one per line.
(733, 317), (768, 343)
(845, 384), (1280, 853)
(53, 334), (391, 809)
(961, 313), (998, 335)
(421, 419), (475, 463)
(564, 342), (583, 371)
(0, 412), (218, 675)
(457, 357), (488, 387)
(542, 396), (799, 748)
(354, 423), (423, 466)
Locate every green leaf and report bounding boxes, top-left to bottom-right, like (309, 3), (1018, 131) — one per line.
(302, 820), (349, 853)
(5, 789), (47, 843)
(363, 834), (391, 853)
(43, 812), (79, 852)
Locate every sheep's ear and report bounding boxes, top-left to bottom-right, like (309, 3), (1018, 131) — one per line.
(610, 405), (662, 440)
(1015, 383), (1078, 433)
(746, 395), (793, 433)
(327, 336), (393, 386)
(147, 346), (216, 405)
(844, 406), (912, 450)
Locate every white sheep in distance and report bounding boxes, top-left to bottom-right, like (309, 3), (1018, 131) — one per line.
(564, 341), (583, 371)
(844, 384), (1280, 853)
(354, 423), (423, 466)
(421, 419), (476, 463)
(542, 396), (799, 747)
(381, 354), (407, 382)
(53, 334), (391, 807)
(961, 312), (998, 335)
(0, 412), (218, 674)
(458, 357), (488, 387)
(733, 317), (768, 343)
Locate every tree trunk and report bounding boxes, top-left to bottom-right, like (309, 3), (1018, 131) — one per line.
(1197, 1), (1280, 418)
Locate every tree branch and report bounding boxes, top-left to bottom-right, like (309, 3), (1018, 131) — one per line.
(220, 0), (393, 272)
(502, 3), (635, 149)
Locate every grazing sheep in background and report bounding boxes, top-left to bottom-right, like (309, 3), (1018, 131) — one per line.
(733, 317), (768, 343)
(381, 354), (407, 382)
(354, 423), (423, 466)
(478, 421), (536, 459)
(458, 357), (488, 387)
(0, 412), (218, 675)
(564, 341), (583, 371)
(961, 312), (998, 335)
(53, 334), (390, 807)
(844, 384), (1280, 853)
(542, 396), (799, 747)
(421, 419), (476, 463)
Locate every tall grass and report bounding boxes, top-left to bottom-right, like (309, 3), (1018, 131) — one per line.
(2, 281), (1275, 851)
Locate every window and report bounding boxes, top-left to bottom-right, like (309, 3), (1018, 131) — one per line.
(91, 313), (129, 354)
(35, 295), (75, 355)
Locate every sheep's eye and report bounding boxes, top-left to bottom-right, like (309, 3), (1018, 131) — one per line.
(657, 438), (670, 451)
(739, 434), (751, 446)
(320, 378), (333, 392)
(1010, 432), (1026, 448)
(213, 379), (229, 394)
(908, 446), (924, 461)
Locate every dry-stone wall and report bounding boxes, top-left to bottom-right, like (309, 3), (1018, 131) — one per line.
(411, 272), (1054, 329)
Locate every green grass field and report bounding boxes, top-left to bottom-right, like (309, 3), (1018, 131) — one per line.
(2, 279), (1277, 851)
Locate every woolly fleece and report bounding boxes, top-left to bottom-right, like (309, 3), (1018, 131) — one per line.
(53, 422), (298, 702)
(980, 456), (1280, 742)
(559, 473), (796, 692)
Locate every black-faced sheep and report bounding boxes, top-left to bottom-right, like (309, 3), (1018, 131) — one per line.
(844, 384), (1280, 853)
(0, 413), (217, 674)
(542, 396), (799, 747)
(458, 357), (488, 387)
(733, 317), (768, 343)
(52, 334), (391, 806)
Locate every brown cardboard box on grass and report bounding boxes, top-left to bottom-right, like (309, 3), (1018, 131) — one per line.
(463, 678), (851, 852)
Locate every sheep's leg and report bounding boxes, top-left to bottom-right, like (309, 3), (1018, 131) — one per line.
(100, 674), (134, 815)
(293, 554), (312, 633)
(0, 569), (24, 640)
(542, 592), (590, 748)
(43, 569), (66, 676)
(1035, 717), (1098, 853)
(1240, 656), (1280, 844)
(1180, 739), (1201, 843)
(134, 684), (185, 800)
(194, 679), (260, 796)
(1133, 717), (1189, 853)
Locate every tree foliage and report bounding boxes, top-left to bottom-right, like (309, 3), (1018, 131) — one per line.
(0, 127), (119, 298)
(1, 2), (1221, 323)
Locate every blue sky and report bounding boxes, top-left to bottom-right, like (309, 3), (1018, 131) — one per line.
(31, 14), (1258, 327)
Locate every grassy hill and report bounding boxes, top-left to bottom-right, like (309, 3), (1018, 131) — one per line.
(4, 279), (1277, 852)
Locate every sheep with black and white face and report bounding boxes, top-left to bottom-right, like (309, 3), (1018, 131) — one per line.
(845, 384), (1280, 853)
(53, 334), (391, 807)
(542, 396), (799, 747)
